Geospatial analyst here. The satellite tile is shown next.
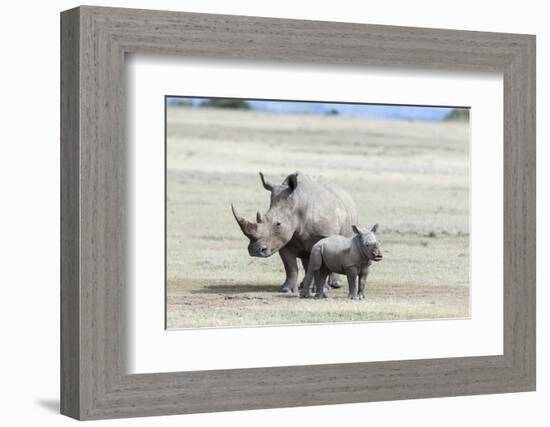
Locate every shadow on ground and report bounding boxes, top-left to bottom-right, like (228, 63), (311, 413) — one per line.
(35, 399), (59, 413)
(189, 283), (281, 294)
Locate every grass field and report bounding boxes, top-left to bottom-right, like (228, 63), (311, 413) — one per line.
(166, 106), (470, 329)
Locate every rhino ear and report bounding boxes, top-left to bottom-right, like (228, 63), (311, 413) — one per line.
(352, 225), (362, 235)
(259, 172), (274, 192)
(287, 172), (301, 191)
(371, 224), (380, 233)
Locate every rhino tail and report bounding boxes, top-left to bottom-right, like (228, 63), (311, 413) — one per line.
(308, 244), (323, 272)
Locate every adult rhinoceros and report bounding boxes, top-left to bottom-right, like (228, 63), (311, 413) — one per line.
(231, 171), (358, 293)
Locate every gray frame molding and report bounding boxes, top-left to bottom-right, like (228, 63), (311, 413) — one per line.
(60, 5), (536, 420)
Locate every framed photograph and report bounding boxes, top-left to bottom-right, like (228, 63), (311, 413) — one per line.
(61, 6), (536, 420)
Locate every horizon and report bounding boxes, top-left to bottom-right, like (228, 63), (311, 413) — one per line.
(166, 96), (468, 122)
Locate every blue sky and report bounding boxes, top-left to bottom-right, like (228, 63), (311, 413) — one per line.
(166, 97), (465, 121)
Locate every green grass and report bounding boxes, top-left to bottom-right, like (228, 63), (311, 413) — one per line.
(166, 107), (470, 329)
(444, 108), (470, 121)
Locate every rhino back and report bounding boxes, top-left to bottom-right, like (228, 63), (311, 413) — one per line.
(314, 176), (358, 234)
(318, 235), (355, 274)
(293, 174), (358, 246)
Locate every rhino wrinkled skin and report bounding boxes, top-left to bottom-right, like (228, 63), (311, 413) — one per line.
(301, 224), (383, 300)
(231, 172), (358, 293)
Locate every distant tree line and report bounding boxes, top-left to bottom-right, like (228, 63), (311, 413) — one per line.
(169, 98), (252, 110)
(200, 99), (251, 110)
(170, 100), (193, 107)
(444, 108), (470, 121)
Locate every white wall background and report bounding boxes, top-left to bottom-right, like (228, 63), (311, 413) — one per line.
(0, 0), (546, 425)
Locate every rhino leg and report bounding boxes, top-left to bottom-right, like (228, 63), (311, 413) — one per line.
(298, 256), (310, 291)
(314, 269), (330, 299)
(308, 256), (331, 294)
(345, 270), (360, 300)
(328, 273), (342, 289)
(300, 266), (314, 299)
(358, 267), (370, 300)
(278, 247), (299, 293)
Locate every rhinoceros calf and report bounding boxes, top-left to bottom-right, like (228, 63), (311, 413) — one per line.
(301, 224), (383, 300)
(231, 172), (358, 293)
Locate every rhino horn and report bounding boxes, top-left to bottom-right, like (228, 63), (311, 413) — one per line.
(259, 171), (274, 192)
(231, 204), (258, 237)
(256, 210), (265, 223)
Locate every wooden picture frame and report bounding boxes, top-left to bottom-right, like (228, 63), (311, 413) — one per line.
(60, 5), (536, 420)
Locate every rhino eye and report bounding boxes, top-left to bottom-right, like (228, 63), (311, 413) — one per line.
(275, 222), (281, 227)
